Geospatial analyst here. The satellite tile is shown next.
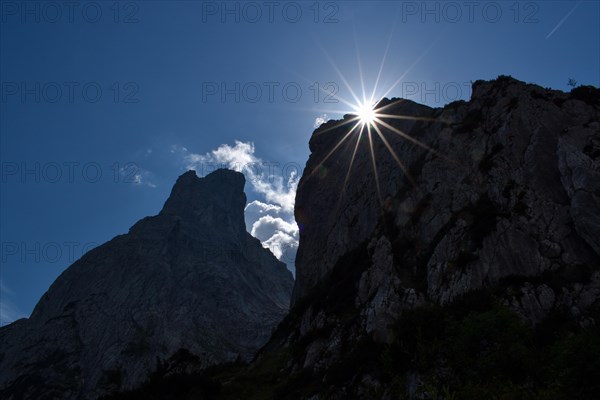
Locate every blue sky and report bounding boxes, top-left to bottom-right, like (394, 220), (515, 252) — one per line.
(1, 0), (599, 325)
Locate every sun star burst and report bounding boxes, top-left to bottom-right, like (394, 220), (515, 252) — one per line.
(355, 101), (377, 127)
(305, 33), (449, 209)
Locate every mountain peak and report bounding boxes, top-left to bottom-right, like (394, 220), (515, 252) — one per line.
(160, 169), (247, 239)
(0, 167), (293, 399)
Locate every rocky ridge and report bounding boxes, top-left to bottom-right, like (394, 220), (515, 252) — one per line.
(115, 76), (599, 400)
(7, 76), (600, 400)
(0, 169), (294, 400)
(271, 76), (600, 398)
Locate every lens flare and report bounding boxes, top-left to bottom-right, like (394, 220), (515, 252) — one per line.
(355, 102), (376, 126)
(304, 32), (450, 209)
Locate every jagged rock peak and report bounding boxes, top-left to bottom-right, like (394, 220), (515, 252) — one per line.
(159, 169), (248, 240)
(87, 76), (599, 399)
(0, 167), (293, 400)
(161, 169), (246, 216)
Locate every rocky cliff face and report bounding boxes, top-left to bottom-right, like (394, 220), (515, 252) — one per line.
(294, 79), (599, 308)
(292, 77), (600, 313)
(0, 169), (294, 400)
(6, 77), (599, 400)
(96, 77), (600, 400)
(268, 77), (600, 398)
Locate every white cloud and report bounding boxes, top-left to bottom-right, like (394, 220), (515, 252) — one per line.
(263, 231), (298, 266)
(173, 141), (300, 273)
(251, 216), (299, 271)
(251, 215), (298, 242)
(246, 200), (282, 214)
(244, 200), (282, 228)
(314, 114), (328, 128)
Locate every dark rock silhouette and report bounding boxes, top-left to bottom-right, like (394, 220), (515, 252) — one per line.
(272, 77), (600, 398)
(0, 169), (293, 400)
(293, 77), (599, 317)
(104, 77), (599, 400)
(4, 77), (600, 400)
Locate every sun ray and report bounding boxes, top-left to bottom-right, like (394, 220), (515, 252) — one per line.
(374, 117), (438, 154)
(312, 81), (362, 110)
(371, 9), (399, 104)
(371, 122), (416, 187)
(293, 72), (365, 110)
(293, 107), (352, 115)
(316, 41), (363, 106)
(375, 117), (458, 165)
(352, 23), (367, 106)
(374, 99), (450, 125)
(313, 116), (360, 137)
(378, 114), (434, 121)
(377, 113), (445, 123)
(302, 94), (455, 199)
(374, 97), (407, 112)
(380, 35), (441, 100)
(308, 120), (362, 178)
(300, 31), (461, 210)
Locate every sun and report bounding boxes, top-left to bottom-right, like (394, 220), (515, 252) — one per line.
(355, 101), (377, 126)
(304, 33), (446, 208)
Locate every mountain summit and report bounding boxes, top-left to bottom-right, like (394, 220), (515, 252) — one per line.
(102, 77), (599, 400)
(0, 169), (294, 400)
(160, 169), (247, 242)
